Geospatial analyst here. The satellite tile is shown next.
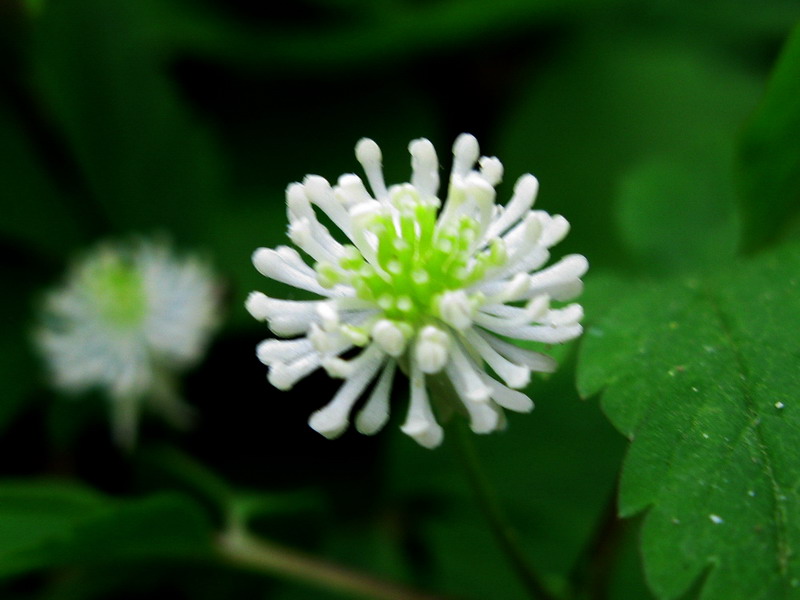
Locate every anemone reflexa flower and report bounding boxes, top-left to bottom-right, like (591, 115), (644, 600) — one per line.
(35, 239), (220, 449)
(247, 134), (587, 448)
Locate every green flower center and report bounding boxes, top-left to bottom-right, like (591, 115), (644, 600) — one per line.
(85, 254), (147, 328)
(315, 187), (507, 327)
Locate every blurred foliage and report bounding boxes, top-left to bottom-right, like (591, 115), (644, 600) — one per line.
(2, 0), (800, 599)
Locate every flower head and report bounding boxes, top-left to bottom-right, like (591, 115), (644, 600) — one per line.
(248, 134), (587, 448)
(35, 239), (221, 448)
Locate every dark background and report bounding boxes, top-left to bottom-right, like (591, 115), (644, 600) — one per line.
(1, 0), (798, 598)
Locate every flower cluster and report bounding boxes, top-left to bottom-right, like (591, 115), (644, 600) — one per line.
(248, 134), (587, 448)
(36, 239), (220, 448)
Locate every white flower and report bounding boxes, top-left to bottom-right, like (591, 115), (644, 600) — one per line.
(248, 134), (587, 448)
(35, 239), (221, 449)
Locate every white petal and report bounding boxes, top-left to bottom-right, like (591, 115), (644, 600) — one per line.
(289, 219), (342, 264)
(244, 291), (272, 321)
(415, 325), (451, 374)
(444, 354), (500, 432)
(400, 359), (443, 449)
(475, 272), (531, 303)
(308, 323), (355, 355)
(478, 330), (557, 373)
(478, 295), (550, 324)
(322, 340), (384, 379)
(522, 254), (589, 300)
(371, 319), (409, 357)
(316, 301), (340, 330)
(335, 174), (373, 207)
(479, 156), (503, 186)
(476, 318), (583, 344)
(438, 290), (474, 330)
(308, 345), (386, 439)
(256, 338), (314, 366)
(452, 133), (479, 177)
(463, 329), (530, 389)
(542, 303), (584, 326)
(480, 372), (534, 413)
(268, 353), (323, 391)
(539, 214), (570, 248)
(409, 138), (440, 198)
(252, 247), (331, 296)
(447, 341), (492, 402)
(463, 397), (503, 434)
(303, 176), (354, 238)
(355, 138), (388, 201)
(355, 360), (396, 435)
(484, 174), (539, 242)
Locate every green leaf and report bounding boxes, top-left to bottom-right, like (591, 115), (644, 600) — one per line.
(577, 242), (800, 599)
(615, 156), (739, 275)
(32, 0), (227, 241)
(0, 481), (214, 578)
(737, 24), (800, 251)
(0, 98), (86, 259)
(147, 0), (637, 72)
(498, 28), (762, 270)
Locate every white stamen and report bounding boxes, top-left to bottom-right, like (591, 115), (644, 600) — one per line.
(322, 341), (384, 379)
(523, 254), (589, 300)
(316, 301), (340, 330)
(268, 353), (323, 391)
(335, 174), (373, 207)
(244, 291), (272, 321)
(478, 295), (550, 325)
(355, 360), (396, 435)
(309, 345), (386, 439)
(409, 138), (440, 198)
(479, 156), (503, 186)
(303, 176), (354, 238)
(372, 319), (409, 357)
(478, 330), (557, 373)
(452, 133), (480, 177)
(476, 317), (583, 344)
(539, 214), (570, 248)
(477, 272), (531, 304)
(542, 303), (584, 327)
(400, 358), (443, 449)
(415, 326), (451, 374)
(289, 219), (343, 264)
(355, 138), (388, 201)
(484, 174), (539, 241)
(480, 372), (534, 413)
(462, 397), (502, 434)
(463, 329), (530, 389)
(256, 338), (314, 366)
(438, 290), (474, 330)
(447, 341), (492, 402)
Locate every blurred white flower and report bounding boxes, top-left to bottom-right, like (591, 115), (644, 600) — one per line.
(248, 134), (587, 448)
(36, 239), (221, 449)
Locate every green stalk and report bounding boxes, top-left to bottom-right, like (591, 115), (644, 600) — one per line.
(216, 524), (447, 600)
(451, 421), (559, 600)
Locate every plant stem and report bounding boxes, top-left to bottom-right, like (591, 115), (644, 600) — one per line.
(451, 422), (558, 600)
(216, 525), (448, 600)
(566, 489), (623, 600)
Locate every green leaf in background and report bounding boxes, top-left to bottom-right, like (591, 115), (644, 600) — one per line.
(498, 27), (762, 270)
(737, 23), (800, 251)
(0, 97), (86, 260)
(615, 156), (739, 275)
(0, 481), (214, 579)
(31, 0), (227, 241)
(577, 241), (800, 599)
